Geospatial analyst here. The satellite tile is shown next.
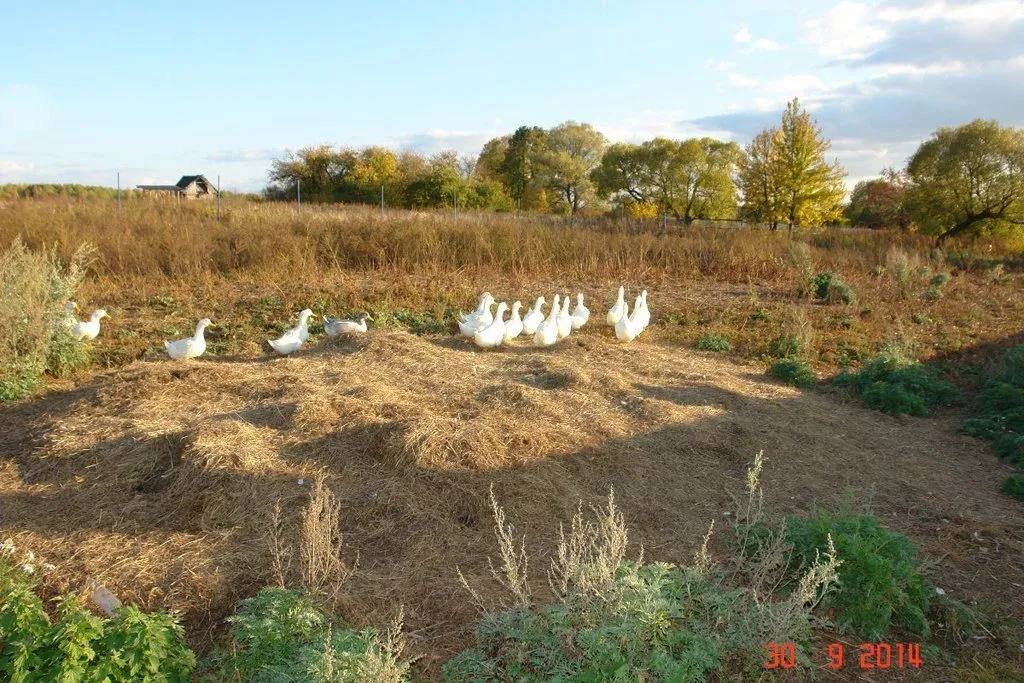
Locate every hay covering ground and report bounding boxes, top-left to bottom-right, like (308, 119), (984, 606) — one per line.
(1, 330), (1021, 673)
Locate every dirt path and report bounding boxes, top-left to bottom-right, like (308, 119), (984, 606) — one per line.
(1, 329), (1021, 677)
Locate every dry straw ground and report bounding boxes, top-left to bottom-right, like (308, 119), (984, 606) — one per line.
(1, 330), (1021, 676)
(2, 197), (1023, 678)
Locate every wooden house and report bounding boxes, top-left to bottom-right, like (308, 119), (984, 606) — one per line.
(138, 174), (216, 199)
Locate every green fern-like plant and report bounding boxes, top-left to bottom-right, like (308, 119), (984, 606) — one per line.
(833, 352), (959, 416)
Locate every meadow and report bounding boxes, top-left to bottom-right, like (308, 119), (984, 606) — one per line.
(1, 195), (1023, 680)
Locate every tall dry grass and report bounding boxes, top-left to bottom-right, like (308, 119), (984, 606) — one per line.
(0, 196), (976, 287)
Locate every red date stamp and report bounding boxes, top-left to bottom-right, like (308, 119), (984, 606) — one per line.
(764, 642), (922, 670)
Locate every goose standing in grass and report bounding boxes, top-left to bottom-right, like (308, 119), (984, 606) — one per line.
(458, 294), (495, 337)
(73, 309), (108, 341)
(521, 296), (546, 335)
(165, 318), (212, 360)
(268, 308), (313, 356)
(628, 293), (645, 330)
(556, 294), (572, 339)
(533, 294), (560, 347)
(473, 302), (509, 349)
(606, 286), (626, 326)
(570, 293), (589, 330)
(503, 301), (524, 342)
(615, 301), (641, 342)
(62, 301), (79, 325)
(324, 312), (371, 338)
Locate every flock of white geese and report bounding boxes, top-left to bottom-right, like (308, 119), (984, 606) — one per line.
(60, 286), (649, 361)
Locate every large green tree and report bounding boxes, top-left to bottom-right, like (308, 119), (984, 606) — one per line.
(738, 129), (784, 228)
(533, 121), (607, 215)
(741, 99), (846, 229)
(594, 137), (741, 221)
(475, 136), (510, 183)
(268, 145), (354, 202)
(773, 98), (846, 228)
(500, 126), (546, 208)
(846, 168), (911, 230)
(905, 119), (1024, 243)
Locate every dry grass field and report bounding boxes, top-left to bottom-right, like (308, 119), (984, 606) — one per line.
(1, 196), (1023, 678)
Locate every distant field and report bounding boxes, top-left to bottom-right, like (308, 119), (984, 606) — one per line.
(1, 196), (1023, 679)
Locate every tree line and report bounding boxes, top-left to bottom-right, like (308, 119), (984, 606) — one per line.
(266, 99), (1024, 243)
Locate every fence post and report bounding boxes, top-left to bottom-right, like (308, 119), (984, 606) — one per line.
(380, 185), (384, 214)
(116, 172), (121, 213)
(216, 174), (221, 221)
(296, 177), (302, 218)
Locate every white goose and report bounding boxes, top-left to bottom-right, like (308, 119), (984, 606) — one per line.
(636, 290), (650, 331)
(570, 293), (589, 330)
(459, 295), (495, 337)
(268, 309), (313, 356)
(503, 301), (524, 342)
(473, 302), (509, 349)
(533, 294), (560, 347)
(324, 312), (371, 338)
(606, 286), (626, 326)
(556, 294), (572, 339)
(460, 292), (492, 323)
(73, 309), (108, 341)
(521, 296), (546, 335)
(165, 318), (212, 360)
(615, 301), (641, 342)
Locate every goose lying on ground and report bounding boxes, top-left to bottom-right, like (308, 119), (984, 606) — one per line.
(324, 312), (371, 338)
(268, 309), (313, 356)
(570, 293), (589, 329)
(165, 318), (212, 360)
(521, 296), (546, 335)
(503, 301), (524, 342)
(606, 286), (625, 326)
(533, 294), (560, 347)
(73, 309), (108, 341)
(474, 302), (509, 349)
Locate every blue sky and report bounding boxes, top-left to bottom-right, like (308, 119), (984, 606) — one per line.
(2, 0), (1023, 191)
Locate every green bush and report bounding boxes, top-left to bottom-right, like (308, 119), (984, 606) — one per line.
(1000, 474), (1024, 501)
(769, 335), (805, 359)
(768, 358), (815, 388)
(962, 345), (1024, 499)
(785, 512), (934, 640)
(444, 563), (740, 682)
(201, 587), (408, 682)
(812, 272), (856, 305)
(833, 352), (960, 416)
(0, 240), (91, 400)
(0, 546), (195, 681)
(449, 482), (841, 681)
(696, 332), (732, 353)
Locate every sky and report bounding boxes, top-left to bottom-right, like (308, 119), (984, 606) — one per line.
(2, 0), (1023, 192)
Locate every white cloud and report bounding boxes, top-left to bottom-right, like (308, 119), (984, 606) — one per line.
(734, 25), (782, 52)
(0, 160), (36, 175)
(206, 147), (287, 163)
(752, 38), (781, 51)
(728, 73), (760, 88)
(708, 59), (736, 71)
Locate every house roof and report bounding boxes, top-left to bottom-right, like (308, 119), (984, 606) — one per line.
(176, 174), (212, 189)
(137, 185), (183, 191)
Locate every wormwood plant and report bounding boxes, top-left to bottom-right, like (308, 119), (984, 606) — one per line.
(961, 344), (1024, 499)
(0, 239), (93, 401)
(833, 349), (959, 416)
(696, 332), (732, 353)
(199, 588), (408, 682)
(448, 460), (841, 681)
(0, 540), (195, 681)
